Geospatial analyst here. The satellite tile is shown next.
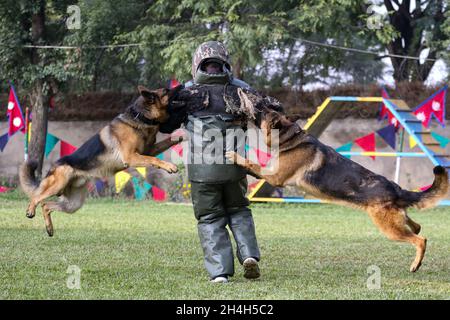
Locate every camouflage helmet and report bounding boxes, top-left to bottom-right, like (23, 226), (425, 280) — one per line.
(191, 41), (231, 78)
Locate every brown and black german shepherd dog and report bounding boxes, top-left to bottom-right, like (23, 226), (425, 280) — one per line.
(226, 108), (449, 272)
(20, 86), (182, 237)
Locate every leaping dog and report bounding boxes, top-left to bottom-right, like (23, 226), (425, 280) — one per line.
(20, 86), (182, 237)
(227, 107), (449, 272)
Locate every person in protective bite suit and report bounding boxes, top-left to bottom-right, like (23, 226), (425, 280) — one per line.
(160, 41), (283, 283)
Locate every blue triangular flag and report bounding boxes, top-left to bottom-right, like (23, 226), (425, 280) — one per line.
(376, 125), (396, 150)
(45, 133), (60, 158)
(95, 180), (104, 193)
(431, 131), (450, 148)
(132, 177), (146, 200)
(336, 142), (353, 159)
(143, 181), (152, 191)
(156, 153), (164, 160)
(0, 133), (9, 152)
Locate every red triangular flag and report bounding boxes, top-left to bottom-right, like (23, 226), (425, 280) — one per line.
(379, 88), (400, 129)
(413, 103), (433, 128)
(419, 184), (432, 192)
(255, 148), (272, 167)
(0, 186), (12, 193)
(152, 185), (166, 201)
(413, 86), (447, 128)
(171, 144), (183, 157)
(6, 86), (25, 137)
(355, 132), (376, 160)
(379, 88), (390, 120)
(60, 141), (77, 157)
(168, 78), (181, 89)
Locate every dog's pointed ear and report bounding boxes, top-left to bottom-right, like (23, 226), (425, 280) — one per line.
(138, 85), (158, 103)
(287, 114), (301, 123)
(269, 113), (283, 129)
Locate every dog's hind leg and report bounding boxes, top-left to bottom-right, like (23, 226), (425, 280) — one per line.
(367, 206), (427, 272)
(27, 166), (73, 218)
(41, 181), (88, 237)
(405, 215), (421, 235)
(41, 203), (55, 237)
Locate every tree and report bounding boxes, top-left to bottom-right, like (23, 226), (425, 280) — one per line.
(441, 3), (450, 77)
(0, 0), (80, 176)
(64, 0), (149, 92)
(254, 0), (448, 84)
(119, 0), (291, 83)
(0, 0), (148, 175)
(381, 0), (448, 82)
(119, 0), (393, 88)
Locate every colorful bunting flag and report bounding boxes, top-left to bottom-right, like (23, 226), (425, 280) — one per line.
(136, 167), (146, 178)
(86, 182), (96, 193)
(355, 132), (376, 160)
(412, 86), (447, 128)
(409, 135), (418, 149)
(171, 144), (183, 157)
(335, 142), (353, 159)
(115, 171), (131, 193)
(419, 185), (432, 192)
(379, 88), (400, 129)
(248, 181), (259, 191)
(156, 153), (164, 160)
(378, 88), (390, 120)
(132, 177), (146, 200)
(95, 179), (105, 193)
(431, 132), (450, 148)
(152, 185), (166, 201)
(0, 186), (12, 193)
(0, 133), (9, 152)
(45, 133), (60, 158)
(168, 78), (181, 89)
(60, 141), (77, 157)
(376, 125), (396, 150)
(255, 148), (271, 167)
(6, 85), (26, 137)
(143, 181), (152, 192)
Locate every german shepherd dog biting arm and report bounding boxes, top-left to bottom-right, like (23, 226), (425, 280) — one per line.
(20, 86), (183, 237)
(226, 108), (449, 272)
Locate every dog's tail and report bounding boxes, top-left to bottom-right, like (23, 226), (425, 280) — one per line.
(19, 160), (40, 196)
(396, 166), (449, 210)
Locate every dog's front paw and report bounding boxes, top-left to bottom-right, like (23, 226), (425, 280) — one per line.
(163, 163), (178, 174)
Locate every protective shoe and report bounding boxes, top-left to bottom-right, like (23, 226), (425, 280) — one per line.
(243, 258), (260, 279)
(210, 276), (229, 283)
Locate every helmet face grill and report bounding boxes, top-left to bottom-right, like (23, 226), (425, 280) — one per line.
(192, 41), (231, 78)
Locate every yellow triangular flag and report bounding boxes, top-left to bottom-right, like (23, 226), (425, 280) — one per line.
(115, 171), (131, 193)
(136, 167), (146, 178)
(409, 135), (417, 149)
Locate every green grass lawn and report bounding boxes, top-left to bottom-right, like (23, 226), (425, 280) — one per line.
(0, 191), (449, 300)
